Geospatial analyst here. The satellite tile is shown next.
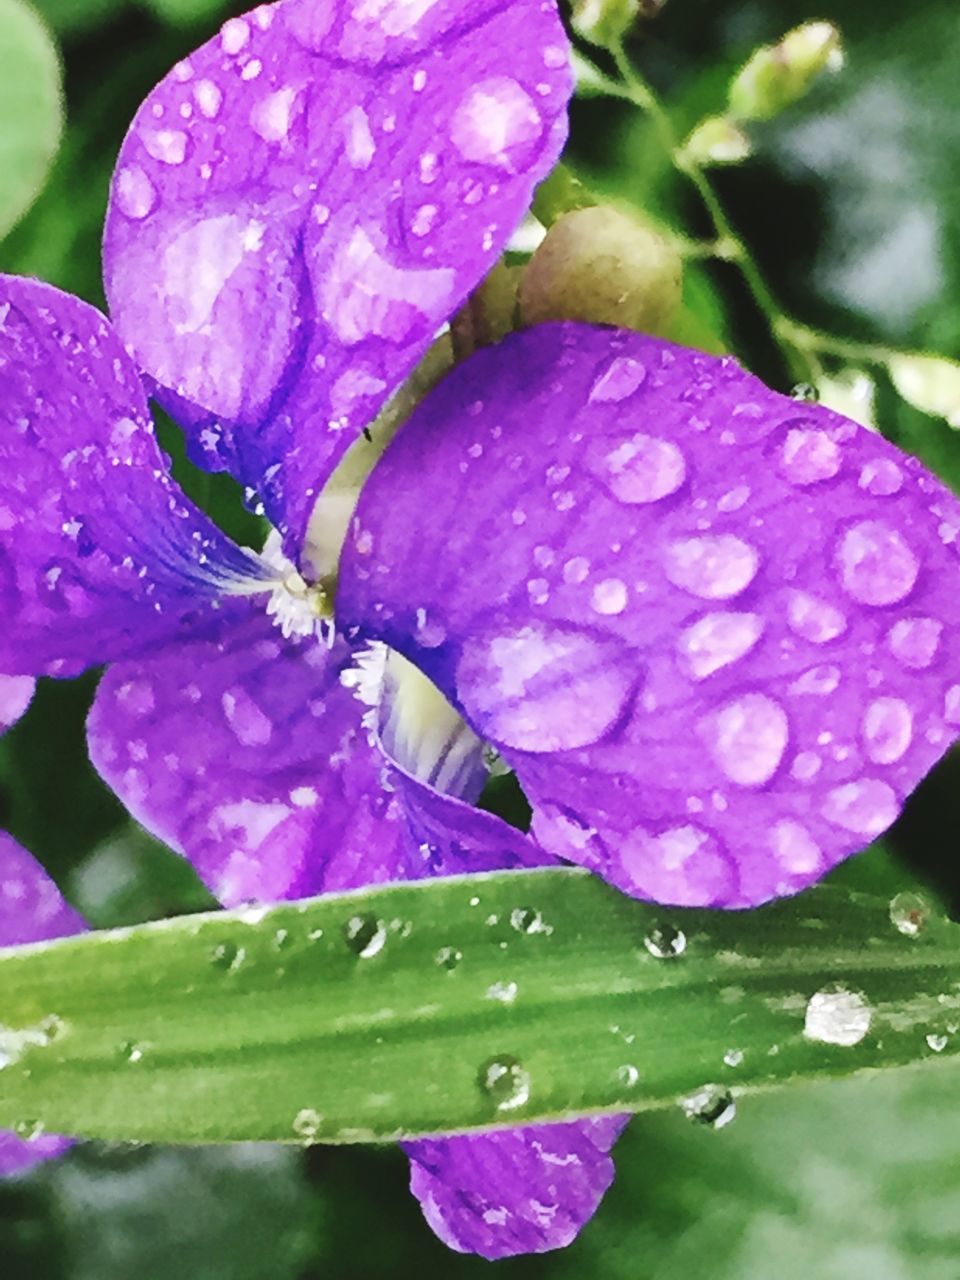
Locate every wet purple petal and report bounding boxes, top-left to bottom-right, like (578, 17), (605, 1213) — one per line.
(0, 676), (34, 733)
(339, 323), (960, 907)
(403, 1114), (629, 1259)
(0, 831), (84, 1175)
(0, 276), (267, 678)
(103, 0), (572, 556)
(87, 612), (424, 904)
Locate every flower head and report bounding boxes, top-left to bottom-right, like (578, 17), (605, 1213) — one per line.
(3, 0), (960, 1260)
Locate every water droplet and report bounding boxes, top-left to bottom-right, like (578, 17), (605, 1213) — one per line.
(723, 1048), (744, 1068)
(596, 433), (686, 504)
(114, 165), (157, 220)
(822, 779), (898, 837)
(478, 1056), (531, 1112)
(926, 1032), (949, 1053)
(591, 577), (628, 616)
(510, 907), (550, 935)
(778, 426), (841, 485)
(12, 1119), (45, 1142)
(292, 1108), (322, 1143)
(643, 922), (687, 959)
(486, 980), (519, 1003)
(664, 535), (759, 600)
(142, 128), (188, 166)
(194, 79), (222, 119)
(888, 617), (942, 669)
(859, 458), (903, 496)
(804, 985), (872, 1046)
(344, 913), (387, 959)
(836, 521), (919, 606)
(680, 1083), (736, 1128)
(451, 77), (542, 170)
(435, 946), (462, 971)
(768, 820), (822, 874)
(589, 356), (647, 403)
(221, 15), (250, 53)
(862, 697), (913, 764)
(617, 1064), (640, 1087)
(791, 382), (819, 402)
(122, 1040), (145, 1064)
(677, 611), (763, 679)
(209, 941), (245, 972)
(889, 890), (931, 937)
(707, 693), (789, 787)
(251, 87), (298, 142)
(786, 591), (847, 644)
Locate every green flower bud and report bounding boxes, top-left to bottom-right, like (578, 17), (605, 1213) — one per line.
(888, 353), (960, 427)
(519, 206), (682, 336)
(571, 0), (639, 49)
(729, 22), (843, 123)
(682, 116), (752, 166)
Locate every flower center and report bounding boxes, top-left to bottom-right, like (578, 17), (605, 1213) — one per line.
(260, 530), (334, 643)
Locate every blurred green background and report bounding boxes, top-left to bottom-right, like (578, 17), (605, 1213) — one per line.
(2, 0), (960, 1275)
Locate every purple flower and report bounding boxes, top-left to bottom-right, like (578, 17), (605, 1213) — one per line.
(0, 676), (33, 733)
(3, 0), (960, 1258)
(0, 832), (84, 1176)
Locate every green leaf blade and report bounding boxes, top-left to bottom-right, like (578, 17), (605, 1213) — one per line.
(0, 869), (957, 1146)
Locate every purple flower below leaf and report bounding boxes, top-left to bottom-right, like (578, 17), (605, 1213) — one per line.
(0, 832), (84, 1175)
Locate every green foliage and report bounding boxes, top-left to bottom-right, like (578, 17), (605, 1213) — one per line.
(0, 0), (63, 241)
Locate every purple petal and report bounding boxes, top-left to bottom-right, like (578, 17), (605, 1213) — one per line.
(0, 831), (84, 1175)
(403, 1115), (629, 1259)
(87, 612), (420, 905)
(0, 276), (267, 678)
(102, 0), (572, 556)
(0, 676), (34, 733)
(339, 323), (960, 908)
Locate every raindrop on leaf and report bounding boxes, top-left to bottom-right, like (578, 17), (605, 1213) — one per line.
(643, 922), (687, 959)
(889, 890), (931, 938)
(344, 914), (387, 959)
(478, 1056), (531, 1112)
(680, 1083), (736, 1128)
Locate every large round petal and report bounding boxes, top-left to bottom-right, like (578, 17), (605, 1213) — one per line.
(0, 676), (34, 733)
(102, 0), (573, 557)
(339, 324), (960, 908)
(0, 832), (84, 1175)
(403, 1115), (629, 1259)
(0, 276), (267, 678)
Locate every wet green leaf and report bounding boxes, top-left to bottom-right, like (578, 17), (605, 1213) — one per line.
(0, 871), (957, 1145)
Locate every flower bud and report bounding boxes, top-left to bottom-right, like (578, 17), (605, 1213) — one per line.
(729, 22), (843, 123)
(682, 116), (751, 166)
(571, 0), (639, 49)
(888, 353), (960, 428)
(519, 206), (682, 336)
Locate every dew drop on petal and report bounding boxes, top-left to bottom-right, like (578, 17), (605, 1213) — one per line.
(836, 521), (919, 606)
(478, 1056), (531, 1112)
(677, 611), (763, 679)
(705, 693), (788, 786)
(804, 986), (872, 1046)
(221, 16), (250, 53)
(664, 535), (758, 600)
(114, 165), (157, 220)
(142, 129), (188, 166)
(598, 433), (686, 504)
(778, 426), (841, 485)
(450, 77), (542, 171)
(194, 79), (223, 119)
(888, 617), (942, 669)
(250, 87), (298, 142)
(822, 778), (898, 836)
(785, 591), (847, 644)
(859, 458), (903, 496)
(591, 578), (628, 616)
(768, 819), (822, 874)
(862, 697), (913, 764)
(680, 1083), (736, 1128)
(221, 687), (273, 747)
(588, 356), (647, 403)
